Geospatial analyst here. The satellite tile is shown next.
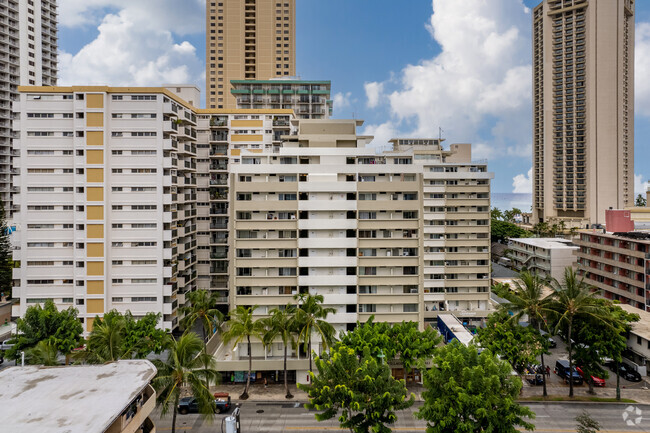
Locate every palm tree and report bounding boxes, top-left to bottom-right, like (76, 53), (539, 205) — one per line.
(180, 289), (225, 344)
(263, 305), (298, 398)
(293, 293), (336, 376)
(549, 268), (607, 397)
(85, 312), (126, 363)
(26, 339), (59, 366)
(222, 305), (266, 400)
(494, 270), (554, 397)
(152, 332), (218, 433)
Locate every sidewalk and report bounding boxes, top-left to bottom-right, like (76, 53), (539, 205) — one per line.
(208, 380), (650, 405)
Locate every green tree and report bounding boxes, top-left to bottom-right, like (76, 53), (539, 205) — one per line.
(180, 289), (225, 344)
(533, 221), (550, 237)
(299, 345), (415, 433)
(294, 293), (336, 375)
(415, 342), (535, 433)
(25, 339), (59, 366)
(503, 208), (523, 223)
(263, 305), (298, 399)
(491, 207), (504, 221)
(338, 317), (439, 372)
(152, 332), (219, 433)
(549, 268), (608, 397)
(576, 411), (601, 433)
(476, 310), (546, 371)
(223, 305), (266, 399)
(572, 301), (639, 395)
(636, 194), (647, 207)
(77, 310), (168, 363)
(491, 220), (532, 243)
(493, 270), (553, 396)
(8, 299), (83, 363)
(0, 200), (12, 299)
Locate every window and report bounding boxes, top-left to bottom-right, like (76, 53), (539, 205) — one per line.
(132, 278), (156, 283)
(130, 132), (157, 137)
(131, 95), (157, 101)
(279, 193), (296, 201)
(131, 223), (157, 228)
(132, 241), (156, 247)
(131, 297), (157, 302)
(359, 212), (376, 220)
(131, 168), (157, 173)
(403, 304), (418, 313)
(131, 205), (157, 210)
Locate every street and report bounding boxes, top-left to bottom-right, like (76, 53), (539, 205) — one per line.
(154, 402), (650, 432)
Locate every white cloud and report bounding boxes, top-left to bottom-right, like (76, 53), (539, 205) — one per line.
(635, 173), (647, 197)
(636, 23), (650, 116)
(362, 122), (399, 151)
(364, 0), (532, 160)
(333, 91), (354, 112)
(512, 168), (532, 194)
(364, 82), (384, 108)
(58, 1), (205, 99)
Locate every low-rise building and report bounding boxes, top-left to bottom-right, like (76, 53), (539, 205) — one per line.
(617, 303), (650, 376)
(575, 230), (650, 311)
(0, 360), (157, 433)
(509, 237), (578, 281)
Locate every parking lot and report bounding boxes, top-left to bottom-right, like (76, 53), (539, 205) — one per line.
(522, 334), (648, 391)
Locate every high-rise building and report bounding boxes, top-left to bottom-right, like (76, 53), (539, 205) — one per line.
(231, 79), (332, 119)
(206, 0), (296, 110)
(13, 85), (295, 331)
(224, 120), (493, 379)
(532, 0), (634, 226)
(0, 0), (58, 209)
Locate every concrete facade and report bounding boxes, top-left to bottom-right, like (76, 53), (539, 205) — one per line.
(206, 0), (296, 109)
(231, 79), (332, 119)
(532, 0), (634, 226)
(509, 237), (578, 281)
(575, 230), (649, 311)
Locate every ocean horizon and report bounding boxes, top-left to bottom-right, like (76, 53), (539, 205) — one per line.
(491, 193), (532, 212)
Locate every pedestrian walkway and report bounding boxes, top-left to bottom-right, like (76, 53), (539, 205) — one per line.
(209, 380), (650, 405)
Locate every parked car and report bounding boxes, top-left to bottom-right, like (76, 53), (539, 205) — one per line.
(178, 393), (232, 415)
(213, 392), (231, 413)
(539, 330), (557, 349)
(555, 359), (583, 385)
(0, 339), (14, 351)
(526, 373), (545, 386)
(575, 366), (605, 387)
(609, 362), (642, 382)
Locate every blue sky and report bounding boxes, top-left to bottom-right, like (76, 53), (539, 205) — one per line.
(57, 0), (650, 195)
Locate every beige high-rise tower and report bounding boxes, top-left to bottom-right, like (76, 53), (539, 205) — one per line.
(532, 0), (634, 226)
(206, 0), (296, 109)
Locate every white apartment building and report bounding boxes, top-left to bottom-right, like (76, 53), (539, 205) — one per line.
(0, 0), (57, 208)
(13, 85), (296, 332)
(219, 120), (493, 380)
(510, 237), (578, 281)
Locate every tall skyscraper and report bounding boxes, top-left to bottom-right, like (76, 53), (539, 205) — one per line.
(0, 0), (57, 210)
(532, 0), (634, 225)
(206, 0), (296, 110)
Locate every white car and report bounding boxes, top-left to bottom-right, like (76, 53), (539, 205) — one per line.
(0, 339), (14, 351)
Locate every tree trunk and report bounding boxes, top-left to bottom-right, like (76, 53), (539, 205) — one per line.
(201, 324), (210, 391)
(588, 377), (594, 395)
(172, 392), (179, 433)
(538, 323), (547, 397)
(284, 342), (292, 398)
(241, 335), (251, 400)
(308, 334), (312, 379)
(616, 360), (621, 401)
(568, 322), (574, 398)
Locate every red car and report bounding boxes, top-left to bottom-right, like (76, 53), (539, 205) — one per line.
(576, 367), (606, 387)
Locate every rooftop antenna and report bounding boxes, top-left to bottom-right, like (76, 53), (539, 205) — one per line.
(438, 127), (444, 146)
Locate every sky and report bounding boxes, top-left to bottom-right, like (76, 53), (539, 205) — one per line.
(57, 0), (650, 195)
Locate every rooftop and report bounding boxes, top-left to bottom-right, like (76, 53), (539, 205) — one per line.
(511, 237), (578, 250)
(0, 360), (157, 433)
(617, 303), (650, 340)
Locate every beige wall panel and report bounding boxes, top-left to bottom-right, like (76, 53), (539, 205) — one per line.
(86, 94), (104, 109)
(87, 131), (104, 146)
(87, 262), (104, 276)
(86, 317), (95, 332)
(86, 168), (104, 183)
(87, 225), (104, 239)
(231, 120), (263, 127)
(87, 206), (104, 220)
(86, 112), (104, 127)
(86, 149), (104, 164)
(87, 299), (104, 314)
(87, 243), (104, 257)
(87, 187), (104, 202)
(87, 280), (104, 295)
(231, 135), (263, 142)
